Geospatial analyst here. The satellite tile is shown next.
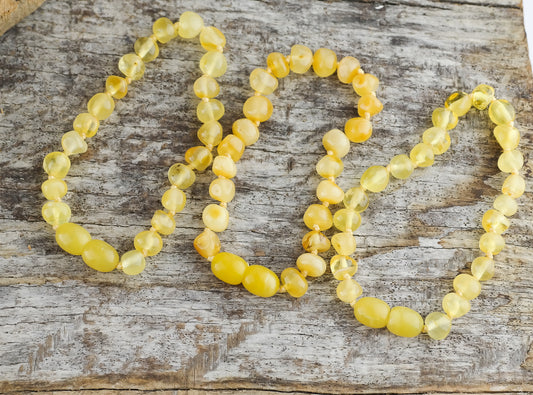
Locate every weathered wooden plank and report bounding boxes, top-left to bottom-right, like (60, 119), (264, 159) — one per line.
(0, 0), (46, 37)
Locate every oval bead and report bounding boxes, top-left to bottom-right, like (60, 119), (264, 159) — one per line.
(425, 312), (452, 340)
(422, 127), (451, 155)
(194, 228), (221, 259)
(316, 179), (344, 205)
(232, 118), (260, 146)
(217, 135), (245, 162)
(357, 94), (383, 117)
(185, 146), (213, 171)
(322, 128), (350, 158)
(301, 230), (330, 253)
(316, 154), (343, 178)
(42, 201), (71, 226)
(502, 174), (525, 198)
(250, 68), (278, 95)
(493, 194), (518, 217)
(296, 253), (326, 277)
(389, 154), (414, 179)
(343, 186), (369, 212)
(333, 208), (362, 232)
(211, 252), (249, 285)
(352, 73), (379, 96)
(471, 256), (495, 281)
(242, 265), (280, 297)
(471, 84), (494, 110)
(178, 11), (203, 39)
(303, 204), (333, 231)
(267, 52), (290, 78)
(118, 53), (145, 81)
(289, 44), (313, 74)
(280, 268), (308, 298)
(479, 232), (505, 255)
(62, 131), (88, 155)
(193, 75), (220, 99)
(243, 95), (273, 123)
(386, 306), (424, 338)
(153, 17), (177, 42)
(81, 239), (119, 272)
(55, 223), (91, 255)
(43, 152), (70, 178)
(202, 204), (229, 232)
(353, 297), (390, 328)
(489, 99), (515, 125)
(105, 75), (128, 99)
(199, 51), (227, 78)
(444, 91), (472, 117)
(197, 99), (225, 123)
(331, 232), (357, 255)
(330, 255), (358, 281)
(73, 113), (99, 138)
(200, 26), (226, 51)
(337, 56), (360, 84)
(312, 48), (337, 77)
(161, 187), (186, 213)
(134, 230), (163, 257)
(432, 107), (458, 130)
(498, 150), (523, 173)
(209, 177), (235, 203)
(344, 117), (372, 143)
(482, 208), (510, 234)
(120, 250), (146, 275)
(410, 143), (434, 167)
(134, 36), (159, 62)
(442, 292), (470, 318)
(168, 163), (196, 189)
(360, 165), (389, 193)
(453, 273), (481, 300)
(197, 121), (223, 147)
(151, 210), (176, 235)
(336, 278), (363, 303)
(212, 155), (237, 178)
(87, 93), (115, 120)
(494, 125), (520, 150)
(41, 178), (68, 201)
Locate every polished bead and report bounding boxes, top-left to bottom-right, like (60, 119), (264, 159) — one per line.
(185, 146), (213, 171)
(352, 73), (379, 96)
(316, 179), (344, 204)
(333, 208), (362, 232)
(200, 26), (226, 51)
(444, 91), (472, 117)
(280, 268), (308, 298)
(209, 177), (235, 203)
(242, 265), (280, 297)
(134, 36), (159, 62)
(134, 230), (163, 257)
(41, 178), (67, 201)
(410, 143), (434, 167)
(354, 297), (390, 328)
(322, 129), (350, 158)
(267, 52), (290, 78)
(161, 188), (186, 213)
(118, 53), (145, 81)
(344, 117), (372, 143)
(493, 194), (518, 217)
(211, 252), (248, 285)
(337, 56), (360, 84)
(197, 99), (224, 123)
(153, 17), (177, 43)
(121, 250), (146, 275)
(489, 99), (515, 125)
(330, 255), (358, 281)
(303, 204), (333, 231)
(151, 210), (176, 235)
(343, 186), (369, 212)
(42, 201), (71, 226)
(55, 223), (91, 255)
(471, 84), (494, 110)
(482, 209), (510, 234)
(232, 118), (259, 146)
(502, 174), (525, 198)
(389, 154), (414, 179)
(301, 230), (330, 253)
(296, 253), (326, 277)
(250, 68), (278, 95)
(493, 125), (520, 150)
(81, 239), (119, 272)
(197, 121), (223, 147)
(212, 155), (237, 178)
(442, 292), (470, 318)
(199, 51), (227, 78)
(360, 165), (389, 193)
(194, 228), (221, 259)
(61, 130), (87, 155)
(73, 113), (99, 138)
(105, 75), (128, 99)
(43, 152), (70, 178)
(316, 154), (343, 178)
(87, 93), (114, 120)
(243, 95), (273, 123)
(357, 94), (383, 117)
(193, 75), (220, 99)
(202, 204), (229, 232)
(217, 135), (245, 162)
(471, 256), (495, 281)
(289, 44), (313, 74)
(312, 48), (337, 77)
(422, 127), (451, 155)
(432, 107), (458, 130)
(168, 163), (196, 189)
(425, 312), (452, 340)
(453, 273), (481, 300)
(331, 232), (357, 255)
(178, 11), (203, 38)
(498, 150), (523, 173)
(387, 306), (424, 337)
(479, 232), (505, 255)
(336, 278), (362, 303)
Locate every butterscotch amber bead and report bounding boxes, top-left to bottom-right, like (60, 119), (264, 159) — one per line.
(281, 268), (308, 298)
(432, 107), (458, 130)
(493, 194), (517, 217)
(61, 131), (87, 155)
(489, 99), (515, 125)
(312, 48), (337, 77)
(197, 99), (224, 123)
(118, 53), (145, 81)
(134, 36), (159, 62)
(360, 165), (389, 193)
(200, 26), (226, 51)
(333, 208), (362, 232)
(121, 250), (146, 275)
(302, 230), (330, 253)
(389, 154), (414, 179)
(267, 52), (290, 78)
(232, 118), (259, 146)
(151, 210), (176, 235)
(194, 228), (221, 259)
(105, 75), (128, 99)
(442, 292), (470, 318)
(425, 312), (452, 340)
(303, 204), (333, 231)
(185, 146), (213, 171)
(316, 154), (343, 178)
(352, 73), (379, 96)
(344, 117), (372, 143)
(494, 125), (520, 150)
(82, 239), (119, 272)
(211, 252), (248, 285)
(444, 91), (472, 117)
(250, 68), (278, 95)
(387, 306), (424, 338)
(322, 129), (350, 158)
(73, 113), (99, 138)
(242, 265), (280, 297)
(471, 256), (495, 281)
(55, 223), (91, 255)
(337, 56), (360, 84)
(161, 187), (186, 213)
(197, 121), (223, 147)
(41, 178), (68, 201)
(502, 174), (525, 198)
(296, 253), (326, 277)
(202, 204), (229, 232)
(134, 230), (163, 257)
(354, 297), (390, 328)
(243, 95), (273, 123)
(43, 152), (70, 178)
(422, 127), (451, 155)
(218, 135), (245, 162)
(358, 95), (383, 117)
(87, 93), (114, 121)
(330, 255), (358, 281)
(289, 44), (313, 74)
(482, 209), (510, 234)
(316, 179), (344, 204)
(410, 143), (434, 167)
(453, 273), (481, 300)
(200, 51), (227, 78)
(498, 150), (523, 173)
(336, 278), (362, 303)
(343, 186), (369, 212)
(331, 232), (357, 255)
(178, 11), (204, 38)
(209, 177), (235, 203)
(193, 75), (220, 99)
(212, 155), (237, 178)
(471, 84), (494, 110)
(42, 201), (71, 226)
(153, 17), (177, 43)
(168, 163), (196, 189)
(479, 232), (505, 255)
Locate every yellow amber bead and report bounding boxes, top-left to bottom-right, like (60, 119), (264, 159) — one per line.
(55, 223), (91, 255)
(432, 107), (458, 130)
(168, 163), (196, 189)
(482, 209), (510, 234)
(243, 95), (273, 123)
(267, 52), (290, 79)
(82, 239), (119, 272)
(493, 194), (517, 217)
(151, 210), (176, 235)
(343, 186), (369, 212)
(118, 53), (145, 81)
(209, 177), (235, 203)
(322, 129), (350, 158)
(354, 297), (390, 328)
(494, 125), (520, 150)
(197, 99), (225, 123)
(178, 11), (203, 38)
(387, 306), (424, 338)
(498, 150), (523, 173)
(212, 155), (237, 178)
(442, 292), (470, 318)
(337, 56), (360, 84)
(218, 135), (245, 162)
(357, 94), (383, 117)
(316, 179), (344, 205)
(502, 174), (525, 198)
(360, 165), (389, 193)
(296, 253), (327, 277)
(134, 36), (159, 62)
(444, 91), (472, 117)
(479, 232), (505, 255)
(120, 250), (146, 275)
(316, 154), (343, 178)
(331, 232), (357, 255)
(211, 252), (248, 285)
(389, 154), (414, 179)
(303, 204), (333, 231)
(250, 68), (278, 95)
(232, 118), (259, 146)
(42, 201), (71, 226)
(336, 278), (363, 303)
(43, 152), (70, 178)
(193, 75), (220, 99)
(280, 268), (308, 298)
(153, 17), (177, 43)
(200, 51), (227, 78)
(202, 204), (229, 232)
(161, 187), (186, 213)
(422, 127), (451, 155)
(471, 84), (494, 110)
(471, 256), (495, 281)
(134, 230), (163, 257)
(312, 48), (337, 77)
(197, 121), (223, 147)
(330, 255), (358, 281)
(352, 73), (379, 97)
(185, 146), (213, 171)
(425, 312), (452, 340)
(61, 130), (88, 155)
(333, 208), (362, 232)
(410, 143), (434, 168)
(242, 265), (280, 297)
(87, 93), (114, 121)
(344, 117), (372, 143)
(489, 99), (515, 125)
(289, 44), (313, 74)
(41, 178), (67, 201)
(302, 230), (330, 253)
(73, 113), (99, 138)
(453, 273), (481, 300)
(200, 26), (226, 51)
(194, 228), (221, 258)
(105, 75), (128, 99)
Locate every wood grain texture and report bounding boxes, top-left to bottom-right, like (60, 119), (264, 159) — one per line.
(0, 0), (532, 393)
(0, 0), (46, 36)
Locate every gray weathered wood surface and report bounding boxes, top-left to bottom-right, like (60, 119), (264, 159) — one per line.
(0, 0), (532, 393)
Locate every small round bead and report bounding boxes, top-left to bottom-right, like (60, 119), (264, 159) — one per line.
(303, 204), (333, 231)
(410, 143), (435, 167)
(330, 255), (358, 281)
(73, 113), (99, 138)
(333, 208), (362, 232)
(200, 26), (226, 51)
(336, 56), (360, 84)
(471, 256), (495, 281)
(197, 121), (223, 147)
(178, 11), (204, 38)
(344, 117), (372, 143)
(353, 297), (390, 328)
(87, 93), (115, 120)
(357, 94), (383, 117)
(199, 51), (227, 78)
(289, 44), (313, 74)
(322, 129), (350, 158)
(489, 99), (515, 125)
(312, 48), (337, 77)
(301, 230), (330, 253)
(453, 273), (481, 300)
(41, 178), (68, 201)
(151, 210), (176, 235)
(343, 186), (369, 212)
(212, 155), (237, 178)
(134, 36), (159, 62)
(242, 265), (280, 298)
(352, 73), (379, 96)
(442, 292), (470, 318)
(422, 127), (451, 155)
(387, 306), (424, 338)
(161, 188), (186, 213)
(202, 204), (229, 232)
(432, 107), (458, 130)
(118, 53), (145, 81)
(482, 208), (510, 234)
(121, 250), (146, 276)
(280, 268), (308, 298)
(43, 152), (70, 178)
(316, 179), (344, 205)
(134, 230), (163, 257)
(153, 17), (177, 43)
(493, 125), (520, 151)
(389, 154), (414, 179)
(81, 239), (119, 272)
(360, 165), (389, 193)
(502, 174), (525, 199)
(296, 253), (326, 277)
(331, 231), (357, 255)
(232, 118), (259, 146)
(197, 99), (225, 123)
(250, 68), (278, 95)
(425, 312), (452, 340)
(185, 146), (213, 171)
(479, 232), (505, 255)
(55, 223), (91, 255)
(193, 75), (220, 99)
(243, 95), (273, 123)
(61, 130), (88, 155)
(493, 194), (518, 217)
(209, 177), (235, 203)
(105, 75), (128, 99)
(444, 91), (472, 117)
(168, 163), (196, 189)
(471, 84), (494, 110)
(498, 150), (524, 173)
(194, 228), (221, 259)
(267, 52), (290, 78)
(217, 135), (245, 162)
(316, 154), (343, 178)
(42, 201), (71, 226)
(336, 278), (363, 303)
(211, 252), (249, 285)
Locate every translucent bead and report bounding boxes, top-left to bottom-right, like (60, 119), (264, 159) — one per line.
(316, 154), (343, 178)
(301, 230), (330, 253)
(43, 152), (70, 178)
(316, 179), (344, 204)
(303, 204), (333, 231)
(502, 174), (525, 198)
(453, 273), (481, 300)
(105, 75), (128, 99)
(482, 209), (510, 234)
(199, 51), (227, 78)
(193, 75), (220, 99)
(344, 117), (372, 143)
(422, 127), (451, 155)
(212, 155), (237, 178)
(337, 56), (360, 84)
(353, 297), (390, 328)
(185, 146), (213, 171)
(442, 292), (470, 318)
(267, 52), (290, 78)
(494, 125), (520, 150)
(357, 94), (383, 117)
(289, 44), (313, 74)
(410, 143), (434, 167)
(432, 107), (458, 130)
(387, 306), (424, 338)
(197, 121), (223, 147)
(242, 265), (280, 297)
(118, 53), (145, 81)
(471, 256), (495, 281)
(200, 26), (226, 51)
(134, 230), (163, 257)
(330, 255), (358, 281)
(333, 208), (362, 232)
(134, 36), (159, 62)
(211, 252), (248, 285)
(343, 186), (369, 212)
(425, 312), (452, 340)
(493, 194), (517, 217)
(55, 223), (91, 255)
(61, 130), (87, 155)
(479, 232), (505, 255)
(322, 129), (350, 158)
(197, 99), (224, 123)
(82, 239), (119, 272)
(42, 201), (71, 226)
(243, 95), (273, 123)
(87, 93), (114, 120)
(250, 68), (278, 95)
(178, 11), (203, 38)
(73, 113), (99, 138)
(41, 178), (67, 201)
(352, 73), (379, 96)
(202, 204), (229, 232)
(152, 17), (177, 43)
(444, 91), (472, 117)
(360, 165), (389, 193)
(471, 84), (494, 110)
(151, 210), (176, 235)
(280, 268), (308, 298)
(121, 250), (146, 275)
(161, 188), (186, 213)
(209, 177), (235, 203)
(218, 135), (245, 162)
(331, 232), (357, 255)
(194, 228), (221, 259)
(312, 48), (337, 78)
(489, 99), (515, 125)
(168, 163), (195, 189)
(232, 118), (259, 146)
(498, 150), (523, 173)
(296, 253), (327, 277)
(336, 278), (362, 303)
(389, 154), (414, 179)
